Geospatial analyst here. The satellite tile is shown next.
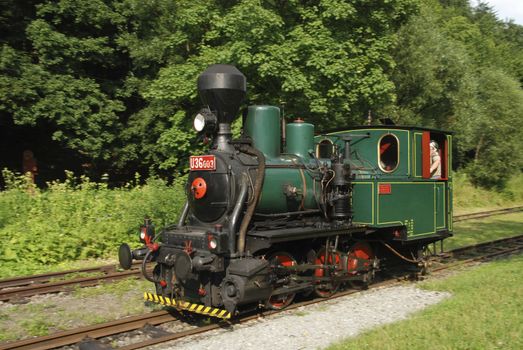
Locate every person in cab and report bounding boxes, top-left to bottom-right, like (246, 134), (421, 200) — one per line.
(430, 141), (441, 179)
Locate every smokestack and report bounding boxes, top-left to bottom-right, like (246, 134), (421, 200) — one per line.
(197, 65), (246, 151)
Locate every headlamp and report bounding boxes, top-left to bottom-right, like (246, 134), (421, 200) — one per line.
(193, 108), (217, 133)
(194, 113), (206, 132)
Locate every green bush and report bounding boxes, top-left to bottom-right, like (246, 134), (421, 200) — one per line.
(0, 170), (186, 277)
(1, 169), (521, 277)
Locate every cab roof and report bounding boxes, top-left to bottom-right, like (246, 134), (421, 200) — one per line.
(319, 124), (454, 135)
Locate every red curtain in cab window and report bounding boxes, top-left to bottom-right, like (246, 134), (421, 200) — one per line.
(422, 132), (431, 179)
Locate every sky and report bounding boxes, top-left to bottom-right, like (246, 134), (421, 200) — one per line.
(479, 0), (523, 25)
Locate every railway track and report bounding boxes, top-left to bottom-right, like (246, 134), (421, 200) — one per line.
(453, 205), (523, 222)
(1, 233), (522, 350)
(0, 263), (142, 302)
(0, 206), (521, 302)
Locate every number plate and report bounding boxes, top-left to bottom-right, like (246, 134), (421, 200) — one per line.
(190, 155), (216, 171)
(378, 183), (392, 195)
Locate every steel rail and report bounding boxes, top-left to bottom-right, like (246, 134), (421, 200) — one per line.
(0, 262), (141, 290)
(0, 207), (521, 302)
(453, 206), (523, 222)
(0, 269), (142, 302)
(0, 310), (176, 350)
(0, 266), (114, 289)
(431, 233), (523, 271)
(1, 234), (521, 350)
(112, 233), (523, 350)
(0, 262), (146, 302)
(446, 233), (523, 254)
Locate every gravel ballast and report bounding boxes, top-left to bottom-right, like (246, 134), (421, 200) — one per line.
(157, 285), (450, 350)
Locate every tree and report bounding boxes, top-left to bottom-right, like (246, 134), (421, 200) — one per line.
(4, 0), (520, 189)
(0, 0), (126, 174)
(465, 69), (523, 188)
(385, 3), (479, 130)
(385, 0), (523, 188)
(143, 0), (417, 172)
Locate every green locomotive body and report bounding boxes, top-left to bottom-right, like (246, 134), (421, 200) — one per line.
(119, 65), (453, 319)
(320, 127), (453, 241)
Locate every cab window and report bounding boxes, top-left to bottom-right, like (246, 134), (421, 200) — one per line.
(378, 134), (399, 173)
(316, 139), (334, 159)
(422, 132), (448, 180)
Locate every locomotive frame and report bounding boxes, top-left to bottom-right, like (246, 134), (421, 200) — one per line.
(119, 65), (453, 319)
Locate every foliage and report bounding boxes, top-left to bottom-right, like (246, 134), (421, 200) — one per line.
(1, 0), (416, 178)
(0, 169), (185, 277)
(0, 1), (126, 163)
(137, 0), (417, 172)
(381, 0), (523, 188)
(385, 2), (478, 130)
(464, 69), (523, 188)
(1, 0), (523, 187)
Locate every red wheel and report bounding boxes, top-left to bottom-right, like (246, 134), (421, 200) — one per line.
(347, 242), (374, 273)
(347, 242), (375, 289)
(314, 248), (341, 297)
(266, 252), (297, 310)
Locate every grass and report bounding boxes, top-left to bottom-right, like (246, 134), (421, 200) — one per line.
(446, 212), (523, 250)
(20, 318), (52, 337)
(72, 277), (155, 299)
(453, 173), (523, 215)
(325, 174), (523, 349)
(327, 254), (523, 350)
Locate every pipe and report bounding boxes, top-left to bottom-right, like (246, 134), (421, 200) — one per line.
(229, 174), (249, 253)
(141, 250), (159, 283)
(344, 138), (351, 161)
(237, 145), (266, 255)
(254, 209), (321, 218)
(177, 201), (190, 228)
(382, 242), (419, 264)
(281, 114), (286, 149)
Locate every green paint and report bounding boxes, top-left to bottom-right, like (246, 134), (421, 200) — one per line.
(352, 182), (374, 224)
(286, 122), (314, 159)
(257, 157), (320, 213)
(377, 182), (435, 235)
(244, 105), (281, 159)
(436, 183), (446, 229)
(413, 132), (423, 177)
(323, 127), (453, 238)
(326, 128), (411, 178)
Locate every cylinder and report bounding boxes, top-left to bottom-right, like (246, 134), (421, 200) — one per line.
(244, 105), (281, 159)
(286, 120), (314, 159)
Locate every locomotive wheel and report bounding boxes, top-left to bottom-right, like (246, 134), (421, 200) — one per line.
(346, 242), (375, 289)
(266, 251), (297, 310)
(314, 248), (341, 298)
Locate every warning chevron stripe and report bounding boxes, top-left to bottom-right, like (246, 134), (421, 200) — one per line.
(143, 292), (231, 319)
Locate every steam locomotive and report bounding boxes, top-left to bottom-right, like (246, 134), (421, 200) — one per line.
(119, 64), (453, 319)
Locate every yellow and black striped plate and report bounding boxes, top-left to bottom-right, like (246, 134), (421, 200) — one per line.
(144, 292), (232, 319)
